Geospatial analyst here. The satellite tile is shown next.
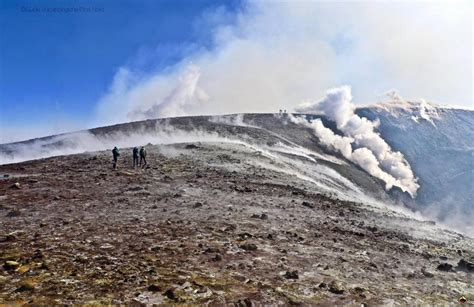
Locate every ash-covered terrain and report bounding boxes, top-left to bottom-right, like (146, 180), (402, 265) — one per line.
(1, 113), (473, 305)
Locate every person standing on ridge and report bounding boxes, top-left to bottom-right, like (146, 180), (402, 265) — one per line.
(139, 146), (147, 167)
(112, 146), (120, 169)
(132, 147), (139, 167)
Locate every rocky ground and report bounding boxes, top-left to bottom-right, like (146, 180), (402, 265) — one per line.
(0, 142), (473, 305)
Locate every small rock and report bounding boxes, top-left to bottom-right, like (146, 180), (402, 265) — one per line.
(3, 260), (20, 271)
(147, 284), (161, 292)
(238, 232), (253, 240)
(437, 263), (453, 272)
(212, 254), (223, 261)
(236, 298), (252, 307)
(421, 268), (434, 277)
(150, 245), (161, 252)
(4, 232), (17, 242)
(185, 144), (199, 149)
(32, 249), (44, 259)
(353, 286), (365, 293)
(10, 182), (20, 189)
(128, 186), (144, 191)
(6, 210), (21, 217)
(367, 226), (378, 232)
(301, 201), (314, 209)
(284, 270), (299, 279)
(39, 262), (49, 270)
(203, 247), (220, 254)
(164, 288), (176, 300)
(193, 202), (203, 208)
(328, 281), (344, 294)
(240, 243), (258, 251)
(456, 259), (474, 272)
(15, 281), (35, 292)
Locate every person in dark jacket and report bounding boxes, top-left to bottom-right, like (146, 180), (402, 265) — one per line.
(112, 146), (120, 169)
(139, 146), (147, 167)
(132, 147), (139, 167)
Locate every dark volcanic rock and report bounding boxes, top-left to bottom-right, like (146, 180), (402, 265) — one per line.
(212, 254), (223, 261)
(328, 281), (345, 294)
(185, 144), (199, 149)
(6, 209), (21, 217)
(456, 259), (474, 272)
(15, 282), (35, 292)
(437, 263), (453, 272)
(240, 243), (258, 251)
(283, 270), (299, 279)
(3, 260), (20, 271)
(9, 182), (20, 189)
(193, 202), (203, 208)
(164, 288), (176, 300)
(147, 284), (161, 292)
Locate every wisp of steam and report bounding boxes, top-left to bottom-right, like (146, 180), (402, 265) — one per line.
(293, 86), (419, 197)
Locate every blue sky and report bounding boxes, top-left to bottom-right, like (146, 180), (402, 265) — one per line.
(0, 0), (472, 143)
(0, 0), (241, 138)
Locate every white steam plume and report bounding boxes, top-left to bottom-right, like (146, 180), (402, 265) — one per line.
(294, 86), (419, 196)
(128, 65), (209, 120)
(89, 0), (471, 130)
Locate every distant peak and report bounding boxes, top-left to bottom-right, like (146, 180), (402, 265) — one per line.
(371, 99), (439, 126)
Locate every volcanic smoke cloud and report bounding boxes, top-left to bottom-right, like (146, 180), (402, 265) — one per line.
(128, 65), (209, 120)
(293, 86), (419, 197)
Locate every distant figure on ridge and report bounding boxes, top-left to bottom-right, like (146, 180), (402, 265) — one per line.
(139, 146), (147, 167)
(132, 147), (139, 167)
(112, 146), (120, 169)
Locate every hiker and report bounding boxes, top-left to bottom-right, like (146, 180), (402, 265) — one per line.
(139, 146), (147, 166)
(132, 147), (139, 167)
(112, 146), (120, 169)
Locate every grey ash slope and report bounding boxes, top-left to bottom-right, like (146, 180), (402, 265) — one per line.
(1, 108), (473, 227)
(1, 139), (473, 305)
(1, 113), (473, 304)
(0, 114), (392, 203)
(1, 108), (473, 221)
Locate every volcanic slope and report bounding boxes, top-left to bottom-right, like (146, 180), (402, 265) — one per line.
(0, 114), (473, 305)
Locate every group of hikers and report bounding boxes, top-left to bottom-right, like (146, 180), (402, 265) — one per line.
(112, 146), (147, 169)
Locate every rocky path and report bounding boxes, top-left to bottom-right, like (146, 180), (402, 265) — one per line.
(0, 143), (473, 305)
